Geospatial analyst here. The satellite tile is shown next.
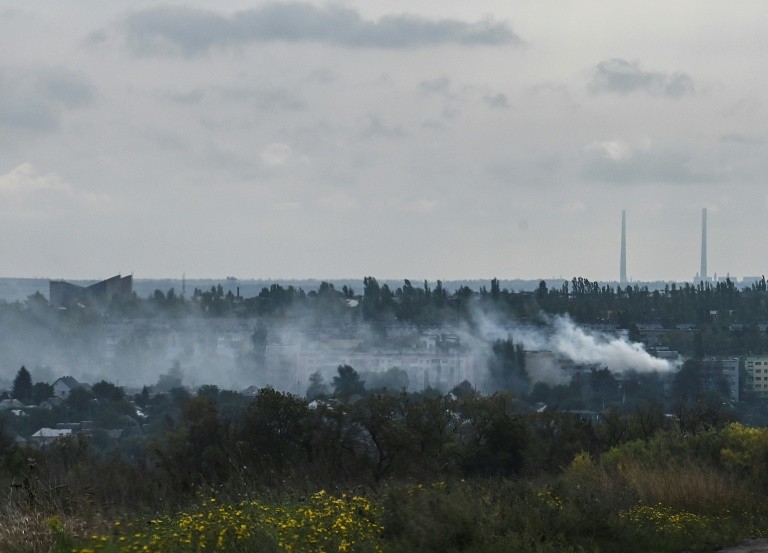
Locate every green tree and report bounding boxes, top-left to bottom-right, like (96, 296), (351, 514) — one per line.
(238, 388), (314, 473)
(92, 380), (125, 402)
(65, 387), (95, 418)
(350, 393), (413, 481)
(305, 372), (329, 402)
(11, 366), (32, 403)
(487, 338), (529, 394)
(333, 365), (366, 401)
(197, 384), (220, 402)
(251, 323), (268, 365)
(182, 396), (228, 481)
(460, 393), (529, 476)
(31, 382), (54, 404)
(135, 386), (151, 407)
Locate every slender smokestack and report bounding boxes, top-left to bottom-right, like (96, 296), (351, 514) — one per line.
(620, 210), (627, 284)
(701, 208), (707, 280)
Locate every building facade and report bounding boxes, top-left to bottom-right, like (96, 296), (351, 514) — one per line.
(744, 356), (768, 399)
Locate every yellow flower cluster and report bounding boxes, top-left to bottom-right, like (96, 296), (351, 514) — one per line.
(73, 491), (383, 553)
(536, 489), (564, 511)
(618, 504), (708, 537)
(270, 490), (383, 553)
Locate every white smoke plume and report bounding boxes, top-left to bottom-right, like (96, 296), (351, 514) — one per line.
(549, 316), (672, 373)
(465, 305), (674, 388)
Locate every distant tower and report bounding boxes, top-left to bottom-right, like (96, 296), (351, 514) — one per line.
(700, 208), (708, 281)
(620, 210), (627, 284)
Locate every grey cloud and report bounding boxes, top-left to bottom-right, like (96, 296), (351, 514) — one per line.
(361, 115), (407, 139)
(0, 67), (94, 131)
(583, 149), (712, 184)
(442, 105), (461, 119)
(39, 71), (94, 108)
(589, 59), (694, 98)
(122, 4), (520, 56)
(484, 92), (509, 109)
(419, 77), (452, 96)
(421, 119), (445, 131)
(0, 101), (57, 131)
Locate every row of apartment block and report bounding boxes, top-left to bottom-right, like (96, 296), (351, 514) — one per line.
(744, 356), (768, 399)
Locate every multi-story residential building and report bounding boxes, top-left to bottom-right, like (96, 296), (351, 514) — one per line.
(744, 356), (768, 399)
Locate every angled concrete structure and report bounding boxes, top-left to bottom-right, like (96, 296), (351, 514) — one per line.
(49, 274), (133, 308)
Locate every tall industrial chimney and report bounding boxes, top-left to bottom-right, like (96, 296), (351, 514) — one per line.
(620, 210), (627, 284)
(700, 208), (708, 281)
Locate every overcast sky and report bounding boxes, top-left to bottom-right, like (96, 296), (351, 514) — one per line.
(1, 1), (767, 282)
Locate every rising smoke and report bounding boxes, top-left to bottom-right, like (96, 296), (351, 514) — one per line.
(464, 305), (674, 388)
(549, 316), (672, 373)
(0, 286), (675, 394)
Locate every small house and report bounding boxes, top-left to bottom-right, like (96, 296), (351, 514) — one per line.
(52, 376), (81, 399)
(30, 427), (72, 446)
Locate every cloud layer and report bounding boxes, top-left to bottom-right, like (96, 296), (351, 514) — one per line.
(122, 3), (521, 56)
(0, 67), (93, 131)
(0, 1), (765, 281)
(589, 59), (694, 98)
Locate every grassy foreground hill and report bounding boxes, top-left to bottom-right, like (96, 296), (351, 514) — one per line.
(3, 421), (768, 553)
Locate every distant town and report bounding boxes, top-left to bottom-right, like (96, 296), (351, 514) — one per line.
(3, 268), (768, 448)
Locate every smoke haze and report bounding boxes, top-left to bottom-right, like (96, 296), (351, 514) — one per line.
(549, 316), (672, 373)
(0, 287), (673, 394)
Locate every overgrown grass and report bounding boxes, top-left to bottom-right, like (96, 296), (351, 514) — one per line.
(74, 491), (382, 553)
(7, 472), (767, 553)
(4, 424), (768, 552)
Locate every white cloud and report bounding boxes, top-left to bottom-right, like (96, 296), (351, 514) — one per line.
(0, 163), (72, 195)
(259, 143), (307, 167)
(586, 140), (632, 161)
(0, 163), (111, 219)
(582, 140), (720, 185)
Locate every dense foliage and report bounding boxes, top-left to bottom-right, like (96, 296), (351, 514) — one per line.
(3, 275), (768, 551)
(2, 377), (765, 552)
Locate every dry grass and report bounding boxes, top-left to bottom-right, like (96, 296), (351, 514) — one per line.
(618, 461), (752, 511)
(0, 509), (107, 553)
(0, 473), (110, 553)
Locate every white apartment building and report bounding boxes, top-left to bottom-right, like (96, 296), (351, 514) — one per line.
(744, 356), (768, 399)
